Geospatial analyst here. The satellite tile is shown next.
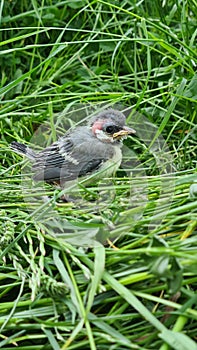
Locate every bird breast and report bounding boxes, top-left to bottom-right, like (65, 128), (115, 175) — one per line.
(93, 145), (122, 180)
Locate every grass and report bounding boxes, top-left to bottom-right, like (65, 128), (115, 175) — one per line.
(0, 0), (197, 349)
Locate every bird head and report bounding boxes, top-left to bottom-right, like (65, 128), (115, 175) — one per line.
(90, 109), (136, 143)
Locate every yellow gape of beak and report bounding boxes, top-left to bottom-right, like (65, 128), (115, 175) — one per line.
(113, 126), (136, 139)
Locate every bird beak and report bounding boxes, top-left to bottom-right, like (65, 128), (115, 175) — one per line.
(113, 126), (136, 139)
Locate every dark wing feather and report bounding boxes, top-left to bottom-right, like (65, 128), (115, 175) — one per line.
(32, 139), (74, 181)
(78, 159), (103, 176)
(32, 136), (109, 182)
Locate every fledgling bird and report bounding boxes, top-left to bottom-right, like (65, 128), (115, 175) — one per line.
(10, 109), (136, 186)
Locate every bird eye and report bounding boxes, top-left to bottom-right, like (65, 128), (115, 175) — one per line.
(103, 124), (120, 134)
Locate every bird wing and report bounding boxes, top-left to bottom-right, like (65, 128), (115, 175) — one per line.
(32, 137), (111, 182)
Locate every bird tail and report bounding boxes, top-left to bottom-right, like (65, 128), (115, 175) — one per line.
(11, 141), (36, 161)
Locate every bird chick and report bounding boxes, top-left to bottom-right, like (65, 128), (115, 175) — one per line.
(11, 109), (136, 187)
